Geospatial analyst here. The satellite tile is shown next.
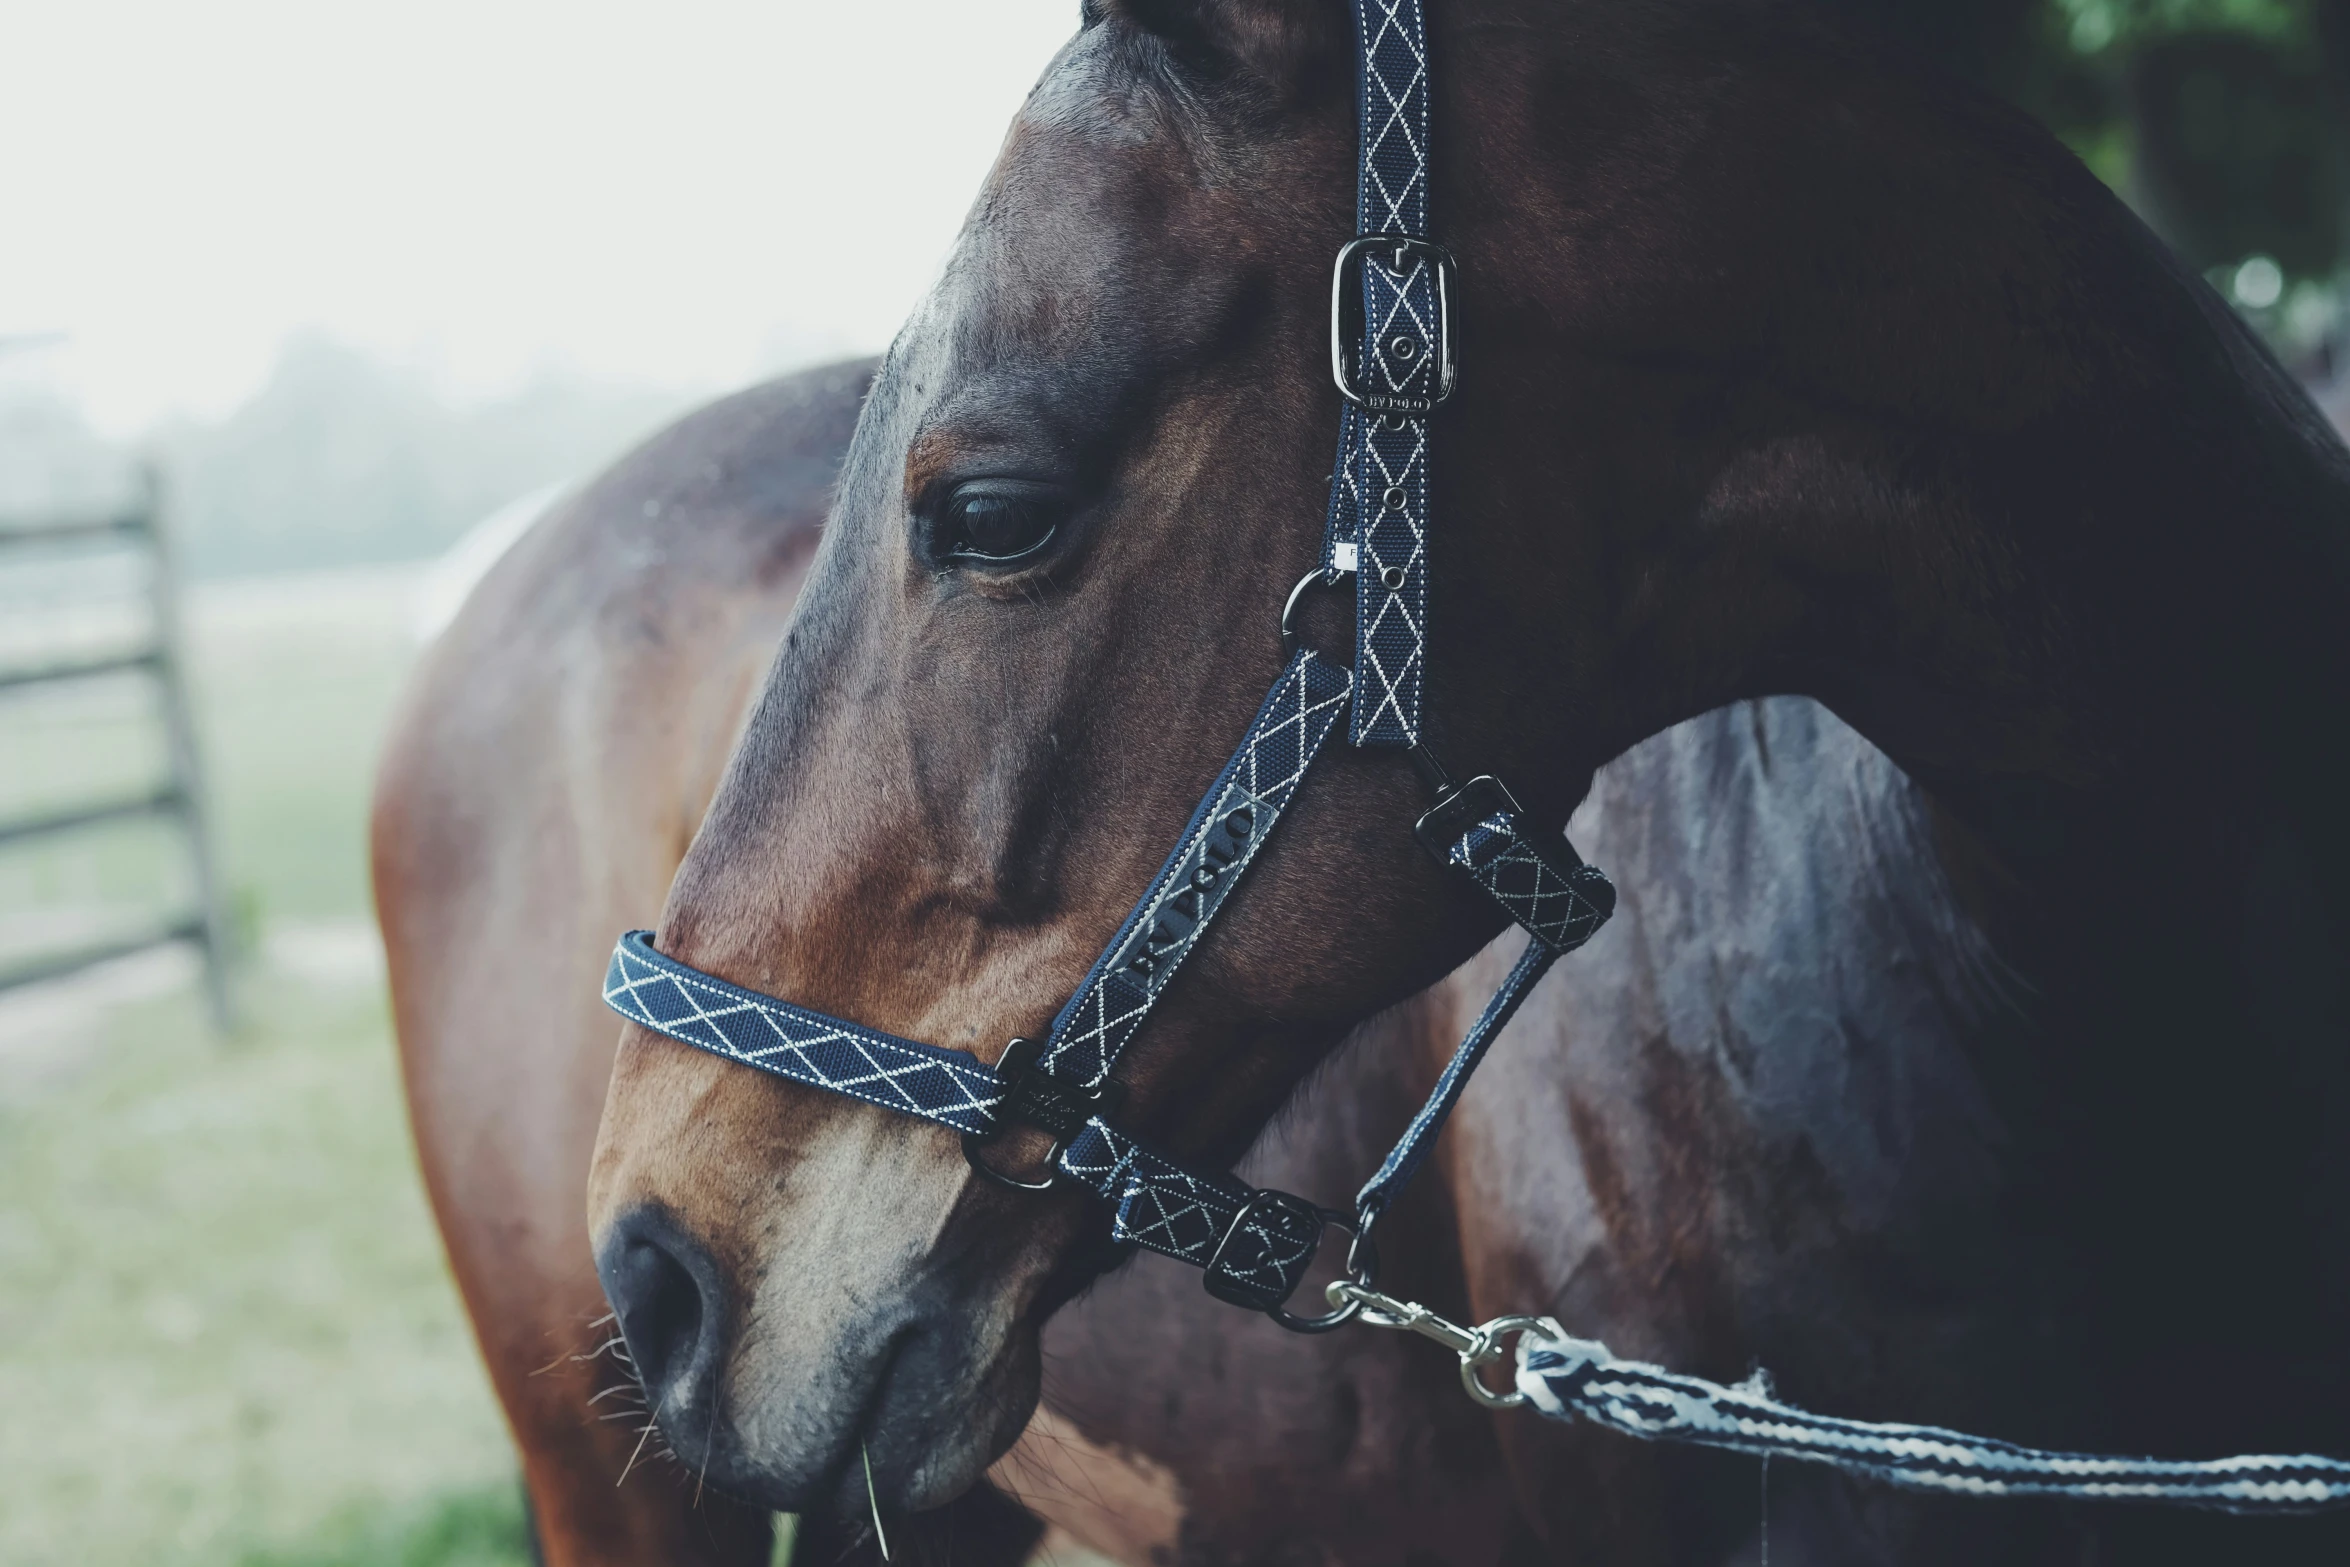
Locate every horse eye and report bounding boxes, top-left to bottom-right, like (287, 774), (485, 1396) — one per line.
(939, 486), (1061, 565)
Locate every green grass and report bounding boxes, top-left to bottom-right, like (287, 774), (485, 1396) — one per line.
(234, 1484), (529, 1567)
(0, 977), (525, 1566)
(0, 566), (529, 1567)
(191, 569), (426, 925)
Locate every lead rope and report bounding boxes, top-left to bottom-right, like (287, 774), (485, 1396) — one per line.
(1324, 1282), (2350, 1514)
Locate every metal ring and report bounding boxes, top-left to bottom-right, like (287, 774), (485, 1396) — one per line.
(961, 1129), (1065, 1193)
(1280, 564), (1355, 661)
(1343, 1218), (1382, 1287)
(1458, 1315), (1550, 1409)
(1267, 1210), (1367, 1334)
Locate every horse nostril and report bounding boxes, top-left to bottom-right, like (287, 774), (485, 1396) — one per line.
(596, 1206), (724, 1413)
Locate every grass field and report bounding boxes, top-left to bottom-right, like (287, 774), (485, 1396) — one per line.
(0, 567), (531, 1566)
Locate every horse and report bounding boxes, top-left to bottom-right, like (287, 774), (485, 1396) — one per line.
(379, 352), (1544, 1565)
(378, 352), (2054, 1567)
(375, 0), (2350, 1560)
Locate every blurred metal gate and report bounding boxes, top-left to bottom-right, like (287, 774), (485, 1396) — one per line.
(0, 468), (234, 1025)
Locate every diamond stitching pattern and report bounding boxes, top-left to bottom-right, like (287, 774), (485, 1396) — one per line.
(1059, 1122), (1322, 1303)
(1451, 814), (1614, 953)
(1340, 0), (1436, 747)
(1356, 0), (1429, 237)
(603, 932), (1002, 1135)
(1206, 1200), (1323, 1299)
(1040, 652), (1352, 1088)
(1113, 1145), (1246, 1260)
(1352, 405), (1429, 745)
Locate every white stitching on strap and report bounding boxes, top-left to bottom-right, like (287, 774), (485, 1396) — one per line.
(1515, 1327), (2350, 1513)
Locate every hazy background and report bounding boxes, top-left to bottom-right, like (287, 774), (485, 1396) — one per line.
(7, 3), (2350, 1566)
(0, 6), (1072, 1566)
(14, 0), (2350, 576)
(3, 0), (1074, 569)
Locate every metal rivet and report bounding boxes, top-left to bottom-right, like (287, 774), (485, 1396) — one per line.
(1376, 412), (1411, 432)
(1389, 335), (1420, 361)
(1382, 485), (1408, 511)
(1381, 565), (1407, 590)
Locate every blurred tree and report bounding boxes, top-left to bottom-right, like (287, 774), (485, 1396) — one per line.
(2124, 29), (2338, 275)
(150, 335), (690, 579)
(1826, 0), (2350, 304)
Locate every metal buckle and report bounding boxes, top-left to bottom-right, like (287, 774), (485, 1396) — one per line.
(961, 1038), (1123, 1193)
(1203, 1191), (1375, 1332)
(1330, 234), (1457, 413)
(1412, 774), (1525, 863)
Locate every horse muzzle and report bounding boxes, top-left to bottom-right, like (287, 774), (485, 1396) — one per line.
(595, 1199), (1035, 1515)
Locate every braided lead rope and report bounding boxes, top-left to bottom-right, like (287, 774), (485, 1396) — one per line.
(1513, 1326), (2350, 1514)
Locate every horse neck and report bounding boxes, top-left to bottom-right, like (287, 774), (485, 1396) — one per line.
(1441, 2), (2350, 1348)
(1444, 2), (2350, 1055)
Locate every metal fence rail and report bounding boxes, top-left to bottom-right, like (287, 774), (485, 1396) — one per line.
(0, 469), (234, 1024)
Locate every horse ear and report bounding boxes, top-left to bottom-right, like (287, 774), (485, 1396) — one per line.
(1107, 0), (1345, 93)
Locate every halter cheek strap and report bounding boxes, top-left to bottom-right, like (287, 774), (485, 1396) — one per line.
(1328, 0), (1445, 748)
(1035, 649), (1354, 1091)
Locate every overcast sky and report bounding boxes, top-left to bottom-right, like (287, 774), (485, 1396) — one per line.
(3, 0), (1077, 433)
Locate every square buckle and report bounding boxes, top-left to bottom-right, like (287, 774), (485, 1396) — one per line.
(1203, 1188), (1328, 1313)
(964, 1038), (1126, 1194)
(1330, 234), (1457, 414)
(992, 1036), (1121, 1142)
(1412, 774), (1523, 863)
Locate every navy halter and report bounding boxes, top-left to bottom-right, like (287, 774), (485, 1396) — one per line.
(604, 0), (1614, 1328)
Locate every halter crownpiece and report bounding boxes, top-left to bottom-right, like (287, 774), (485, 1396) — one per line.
(603, 0), (2350, 1513)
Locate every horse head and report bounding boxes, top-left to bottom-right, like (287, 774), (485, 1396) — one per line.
(586, 0), (2350, 1520)
(585, 2), (1537, 1514)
